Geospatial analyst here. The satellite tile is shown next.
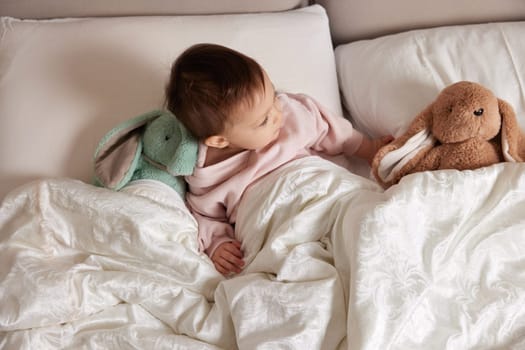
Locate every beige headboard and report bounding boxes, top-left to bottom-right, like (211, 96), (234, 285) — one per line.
(316, 0), (525, 44)
(0, 0), (306, 18)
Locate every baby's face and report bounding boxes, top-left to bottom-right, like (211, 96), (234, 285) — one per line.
(222, 71), (283, 150)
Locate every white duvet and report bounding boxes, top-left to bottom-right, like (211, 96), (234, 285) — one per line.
(1, 156), (525, 349)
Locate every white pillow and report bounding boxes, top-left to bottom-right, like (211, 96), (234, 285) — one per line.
(335, 21), (525, 138)
(0, 5), (340, 200)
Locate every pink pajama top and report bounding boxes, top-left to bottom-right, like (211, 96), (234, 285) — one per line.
(185, 92), (364, 257)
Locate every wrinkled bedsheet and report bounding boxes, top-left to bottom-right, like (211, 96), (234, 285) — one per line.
(1, 156), (525, 349)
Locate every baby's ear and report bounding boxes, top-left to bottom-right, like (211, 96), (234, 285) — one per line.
(205, 135), (230, 149)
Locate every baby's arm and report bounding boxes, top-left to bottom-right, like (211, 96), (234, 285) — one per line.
(192, 211), (245, 275)
(293, 93), (392, 163)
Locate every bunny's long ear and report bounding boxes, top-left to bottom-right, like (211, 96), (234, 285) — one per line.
(499, 98), (525, 162)
(93, 110), (162, 190)
(372, 105), (436, 187)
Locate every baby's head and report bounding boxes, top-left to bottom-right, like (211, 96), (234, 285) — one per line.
(166, 43), (282, 151)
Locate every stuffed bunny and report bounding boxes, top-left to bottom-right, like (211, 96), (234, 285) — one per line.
(93, 109), (198, 198)
(372, 81), (525, 188)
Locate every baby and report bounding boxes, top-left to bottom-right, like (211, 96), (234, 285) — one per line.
(165, 43), (391, 275)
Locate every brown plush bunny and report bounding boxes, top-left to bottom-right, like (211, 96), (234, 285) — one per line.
(372, 81), (525, 188)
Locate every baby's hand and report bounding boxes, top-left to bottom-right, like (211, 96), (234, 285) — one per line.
(357, 135), (394, 165)
(371, 135), (394, 156)
(211, 240), (245, 275)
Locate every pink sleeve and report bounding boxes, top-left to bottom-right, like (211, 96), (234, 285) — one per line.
(295, 93), (364, 157)
(192, 211), (235, 258)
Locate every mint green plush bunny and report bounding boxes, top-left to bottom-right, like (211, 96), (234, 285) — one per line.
(93, 110), (198, 198)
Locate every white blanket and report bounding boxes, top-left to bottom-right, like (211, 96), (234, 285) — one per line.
(1, 156), (525, 349)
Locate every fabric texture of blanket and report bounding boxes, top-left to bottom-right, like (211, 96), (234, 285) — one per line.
(1, 156), (525, 349)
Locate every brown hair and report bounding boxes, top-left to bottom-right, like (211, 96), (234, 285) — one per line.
(165, 43), (266, 139)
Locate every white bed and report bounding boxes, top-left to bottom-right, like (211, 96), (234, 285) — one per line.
(1, 1), (525, 349)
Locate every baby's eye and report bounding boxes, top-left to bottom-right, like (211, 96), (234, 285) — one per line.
(259, 116), (269, 127)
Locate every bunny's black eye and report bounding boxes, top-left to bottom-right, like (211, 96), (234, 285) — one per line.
(165, 135), (171, 141)
(474, 108), (484, 116)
